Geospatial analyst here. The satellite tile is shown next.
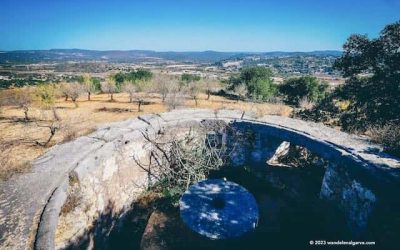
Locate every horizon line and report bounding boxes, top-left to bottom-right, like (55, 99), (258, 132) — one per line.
(0, 48), (343, 53)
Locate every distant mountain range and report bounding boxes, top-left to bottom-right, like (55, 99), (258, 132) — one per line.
(0, 49), (342, 64)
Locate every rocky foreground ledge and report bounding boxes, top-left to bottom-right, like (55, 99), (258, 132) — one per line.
(0, 109), (399, 249)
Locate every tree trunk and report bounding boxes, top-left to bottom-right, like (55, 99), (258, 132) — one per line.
(138, 100), (142, 112)
(194, 97), (198, 106)
(65, 95), (68, 101)
(88, 92), (91, 101)
(52, 108), (61, 121)
(23, 107), (29, 121)
(207, 90), (210, 100)
(110, 93), (114, 101)
(130, 95), (133, 103)
(44, 127), (56, 147)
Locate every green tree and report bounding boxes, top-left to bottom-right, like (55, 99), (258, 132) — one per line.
(229, 66), (277, 101)
(133, 69), (153, 81)
(114, 72), (125, 87)
(82, 73), (96, 101)
(181, 74), (201, 83)
(279, 76), (328, 106)
(299, 21), (400, 132)
(92, 78), (101, 91)
(35, 84), (56, 109)
(180, 74), (201, 91)
(333, 21), (400, 130)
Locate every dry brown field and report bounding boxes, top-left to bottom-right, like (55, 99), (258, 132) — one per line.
(0, 91), (292, 180)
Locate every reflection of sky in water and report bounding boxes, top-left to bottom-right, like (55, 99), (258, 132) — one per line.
(180, 179), (259, 239)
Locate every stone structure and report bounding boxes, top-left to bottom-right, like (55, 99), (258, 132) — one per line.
(0, 109), (399, 249)
(180, 179), (259, 239)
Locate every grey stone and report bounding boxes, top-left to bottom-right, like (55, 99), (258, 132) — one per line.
(179, 179), (259, 239)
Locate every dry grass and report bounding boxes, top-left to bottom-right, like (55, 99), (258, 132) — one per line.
(186, 94), (292, 117)
(0, 91), (291, 180)
(367, 123), (400, 157)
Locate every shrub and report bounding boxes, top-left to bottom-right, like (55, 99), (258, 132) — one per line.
(368, 123), (400, 157)
(234, 83), (248, 102)
(279, 76), (328, 106)
(61, 175), (82, 215)
(136, 122), (231, 196)
(229, 66), (278, 101)
(181, 74), (201, 83)
(298, 97), (315, 110)
(35, 84), (56, 109)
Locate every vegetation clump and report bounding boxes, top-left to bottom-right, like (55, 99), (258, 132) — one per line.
(368, 123), (400, 157)
(135, 122), (231, 204)
(229, 66), (278, 101)
(279, 76), (328, 107)
(298, 21), (400, 133)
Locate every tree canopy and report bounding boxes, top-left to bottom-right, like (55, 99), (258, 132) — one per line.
(279, 76), (328, 106)
(333, 21), (400, 130)
(181, 74), (201, 83)
(114, 69), (153, 86)
(299, 21), (400, 131)
(229, 66), (277, 101)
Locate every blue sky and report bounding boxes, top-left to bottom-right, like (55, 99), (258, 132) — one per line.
(1, 0), (399, 51)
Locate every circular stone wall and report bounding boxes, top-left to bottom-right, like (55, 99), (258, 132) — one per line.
(0, 109), (399, 250)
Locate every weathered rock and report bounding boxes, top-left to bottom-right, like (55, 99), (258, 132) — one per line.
(320, 163), (377, 236)
(267, 141), (291, 166)
(140, 211), (169, 250)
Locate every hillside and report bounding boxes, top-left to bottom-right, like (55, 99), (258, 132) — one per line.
(0, 49), (342, 64)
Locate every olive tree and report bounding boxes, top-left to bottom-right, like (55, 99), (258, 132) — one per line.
(165, 81), (186, 110)
(122, 80), (136, 103)
(204, 78), (220, 100)
(60, 82), (71, 101)
(152, 74), (177, 102)
(81, 73), (97, 101)
(135, 79), (152, 112)
(101, 76), (118, 101)
(187, 81), (202, 106)
(10, 87), (33, 121)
